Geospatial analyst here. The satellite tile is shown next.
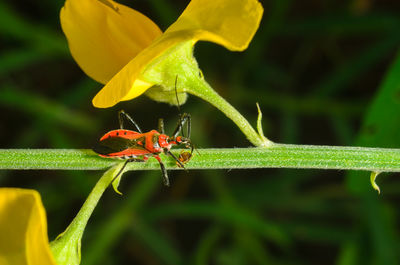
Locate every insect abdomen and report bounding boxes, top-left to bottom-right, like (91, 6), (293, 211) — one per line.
(99, 129), (140, 141)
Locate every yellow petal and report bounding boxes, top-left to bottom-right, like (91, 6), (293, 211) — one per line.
(166, 0), (264, 51)
(60, 0), (162, 84)
(92, 0), (263, 108)
(92, 35), (190, 108)
(0, 188), (56, 265)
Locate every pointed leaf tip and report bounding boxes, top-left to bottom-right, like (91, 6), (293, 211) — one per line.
(256, 103), (273, 147)
(108, 161), (130, 195)
(370, 171), (381, 194)
(112, 175), (123, 196)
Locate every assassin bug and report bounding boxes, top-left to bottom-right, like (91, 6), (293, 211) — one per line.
(93, 110), (193, 186)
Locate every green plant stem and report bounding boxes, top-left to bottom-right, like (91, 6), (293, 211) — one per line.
(50, 163), (123, 265)
(180, 42), (272, 147)
(1, 144), (400, 172)
(187, 78), (271, 147)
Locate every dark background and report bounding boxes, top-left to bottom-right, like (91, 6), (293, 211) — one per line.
(1, 0), (400, 264)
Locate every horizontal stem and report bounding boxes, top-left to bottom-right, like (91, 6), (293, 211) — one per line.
(1, 144), (400, 172)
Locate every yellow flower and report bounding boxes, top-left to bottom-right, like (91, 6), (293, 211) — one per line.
(0, 188), (56, 265)
(61, 0), (263, 108)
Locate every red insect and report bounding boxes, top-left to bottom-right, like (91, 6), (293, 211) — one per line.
(93, 110), (193, 186)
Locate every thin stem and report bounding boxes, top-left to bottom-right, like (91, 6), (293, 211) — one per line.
(181, 44), (272, 147)
(50, 163), (123, 265)
(61, 164), (121, 236)
(2, 145), (400, 172)
(187, 78), (272, 147)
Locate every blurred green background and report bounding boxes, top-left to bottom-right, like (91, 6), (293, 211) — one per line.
(1, 0), (400, 264)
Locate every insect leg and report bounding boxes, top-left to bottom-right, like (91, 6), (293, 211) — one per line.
(167, 150), (185, 169)
(186, 113), (191, 139)
(110, 158), (145, 185)
(118, 110), (142, 133)
(110, 160), (129, 184)
(153, 155), (170, 186)
(158, 118), (165, 134)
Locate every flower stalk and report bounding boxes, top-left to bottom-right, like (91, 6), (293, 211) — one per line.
(49, 163), (125, 265)
(187, 78), (271, 147)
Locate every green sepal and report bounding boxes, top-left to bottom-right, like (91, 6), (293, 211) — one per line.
(145, 85), (188, 106)
(142, 41), (197, 106)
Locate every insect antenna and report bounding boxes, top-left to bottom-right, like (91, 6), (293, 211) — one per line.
(174, 75), (186, 138)
(174, 76), (193, 140)
(174, 76), (182, 113)
(119, 110), (142, 133)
